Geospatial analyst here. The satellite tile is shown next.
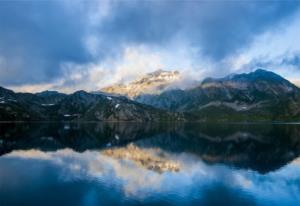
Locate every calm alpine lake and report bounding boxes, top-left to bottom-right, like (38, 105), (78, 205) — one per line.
(0, 122), (299, 206)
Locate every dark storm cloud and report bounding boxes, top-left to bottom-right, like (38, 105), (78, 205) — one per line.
(246, 52), (300, 70)
(95, 1), (300, 60)
(281, 53), (300, 67)
(0, 0), (299, 87)
(0, 1), (92, 85)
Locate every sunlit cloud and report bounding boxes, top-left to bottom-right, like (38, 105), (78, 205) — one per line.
(0, 1), (300, 92)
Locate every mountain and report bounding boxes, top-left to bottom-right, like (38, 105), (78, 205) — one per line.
(137, 69), (300, 121)
(35, 90), (67, 104)
(1, 69), (300, 122)
(0, 87), (183, 122)
(101, 69), (181, 98)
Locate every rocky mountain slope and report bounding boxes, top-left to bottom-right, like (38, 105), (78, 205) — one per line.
(1, 69), (300, 122)
(0, 87), (182, 122)
(137, 69), (300, 121)
(101, 69), (181, 98)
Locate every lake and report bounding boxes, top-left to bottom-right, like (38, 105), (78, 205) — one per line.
(0, 122), (299, 206)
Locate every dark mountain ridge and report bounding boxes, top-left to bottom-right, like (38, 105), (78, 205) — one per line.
(0, 87), (182, 122)
(136, 69), (300, 121)
(1, 69), (300, 122)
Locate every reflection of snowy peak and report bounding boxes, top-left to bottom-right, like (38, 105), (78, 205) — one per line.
(101, 70), (181, 98)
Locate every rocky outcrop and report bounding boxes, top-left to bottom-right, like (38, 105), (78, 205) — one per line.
(101, 70), (181, 98)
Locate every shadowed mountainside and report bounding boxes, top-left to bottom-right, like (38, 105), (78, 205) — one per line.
(1, 69), (300, 122)
(0, 88), (182, 122)
(136, 69), (300, 121)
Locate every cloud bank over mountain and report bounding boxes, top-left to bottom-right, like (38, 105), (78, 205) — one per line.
(1, 1), (300, 92)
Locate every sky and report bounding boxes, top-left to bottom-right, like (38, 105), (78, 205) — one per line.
(1, 0), (300, 93)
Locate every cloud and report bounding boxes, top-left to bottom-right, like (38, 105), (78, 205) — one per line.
(54, 46), (170, 93)
(88, 1), (300, 60)
(0, 1), (93, 86)
(53, 44), (208, 93)
(5, 44), (196, 93)
(3, 148), (300, 204)
(226, 9), (300, 84)
(0, 1), (300, 91)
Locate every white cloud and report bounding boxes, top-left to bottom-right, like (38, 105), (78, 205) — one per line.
(6, 6), (300, 93)
(3, 148), (300, 203)
(39, 44), (207, 93)
(228, 9), (300, 81)
(86, 0), (112, 26)
(57, 45), (164, 92)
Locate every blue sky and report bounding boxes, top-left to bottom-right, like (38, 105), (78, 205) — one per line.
(1, 0), (300, 92)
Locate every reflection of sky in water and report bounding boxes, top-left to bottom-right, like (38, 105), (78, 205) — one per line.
(0, 148), (299, 206)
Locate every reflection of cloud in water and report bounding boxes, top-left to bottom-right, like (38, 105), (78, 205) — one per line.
(292, 157), (300, 165)
(4, 149), (300, 203)
(5, 148), (167, 196)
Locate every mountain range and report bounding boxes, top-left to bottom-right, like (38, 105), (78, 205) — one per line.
(0, 87), (181, 122)
(133, 69), (300, 121)
(1, 69), (300, 122)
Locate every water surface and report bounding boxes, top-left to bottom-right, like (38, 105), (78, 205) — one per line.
(0, 122), (299, 206)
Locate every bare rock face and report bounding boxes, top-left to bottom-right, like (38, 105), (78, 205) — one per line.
(102, 143), (180, 173)
(101, 70), (181, 99)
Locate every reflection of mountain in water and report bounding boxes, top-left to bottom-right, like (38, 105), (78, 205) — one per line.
(1, 123), (300, 173)
(0, 123), (164, 154)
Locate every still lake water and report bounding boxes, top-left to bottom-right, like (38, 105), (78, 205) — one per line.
(0, 122), (300, 206)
